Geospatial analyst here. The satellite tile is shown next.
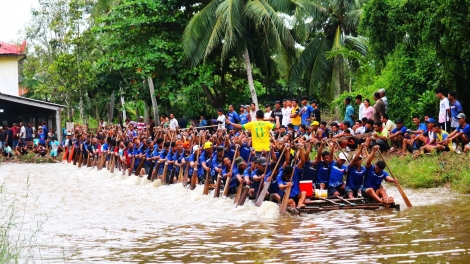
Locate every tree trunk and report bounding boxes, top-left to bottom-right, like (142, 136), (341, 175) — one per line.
(95, 102), (100, 123)
(108, 91), (115, 124)
(79, 93), (84, 124)
(120, 88), (127, 121)
(147, 76), (160, 125)
(244, 47), (259, 109)
(143, 100), (149, 123)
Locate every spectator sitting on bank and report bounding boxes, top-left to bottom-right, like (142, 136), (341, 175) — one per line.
(2, 142), (13, 158)
(389, 119), (407, 152)
(15, 138), (28, 155)
(36, 144), (47, 157)
(382, 114), (396, 132)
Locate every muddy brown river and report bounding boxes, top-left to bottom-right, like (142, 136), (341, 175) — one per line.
(1, 163), (469, 263)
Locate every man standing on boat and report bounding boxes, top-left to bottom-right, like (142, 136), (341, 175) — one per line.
(226, 110), (280, 155)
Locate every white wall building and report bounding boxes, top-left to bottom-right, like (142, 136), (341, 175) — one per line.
(0, 41), (26, 96)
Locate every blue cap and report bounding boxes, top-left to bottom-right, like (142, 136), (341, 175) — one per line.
(426, 118), (436, 123)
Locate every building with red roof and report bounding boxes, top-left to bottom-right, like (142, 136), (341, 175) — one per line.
(0, 40), (65, 142)
(0, 40), (27, 96)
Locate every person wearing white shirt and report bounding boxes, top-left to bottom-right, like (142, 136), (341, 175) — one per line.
(249, 102), (257, 122)
(281, 99), (292, 126)
(19, 122), (26, 140)
(264, 104), (273, 122)
(216, 108), (226, 129)
(355, 95), (365, 120)
(435, 88), (451, 131)
(169, 113), (179, 130)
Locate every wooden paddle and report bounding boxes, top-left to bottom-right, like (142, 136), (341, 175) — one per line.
(233, 150), (252, 204)
(236, 186), (250, 207)
(73, 147), (78, 166)
(203, 170), (210, 195)
(222, 146), (239, 198)
(377, 150), (412, 207)
(135, 156), (145, 177)
(128, 156), (135, 176)
(336, 196), (355, 206)
(190, 149), (201, 190)
(318, 197), (344, 206)
(254, 147), (286, 207)
(110, 153), (115, 173)
(213, 174), (222, 198)
(279, 150), (301, 214)
(68, 145), (74, 163)
(78, 148), (83, 168)
(62, 146), (68, 162)
(182, 162), (190, 186)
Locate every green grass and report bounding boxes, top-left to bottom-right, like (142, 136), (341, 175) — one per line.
(0, 152), (55, 164)
(386, 152), (470, 193)
(0, 178), (47, 263)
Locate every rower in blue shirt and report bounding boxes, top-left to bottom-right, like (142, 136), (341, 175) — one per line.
(345, 144), (366, 198)
(362, 145), (397, 205)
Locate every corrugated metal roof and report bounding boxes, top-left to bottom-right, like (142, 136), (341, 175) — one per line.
(0, 93), (65, 110)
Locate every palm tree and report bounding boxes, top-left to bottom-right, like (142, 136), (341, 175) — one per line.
(288, 0), (368, 101)
(182, 0), (296, 109)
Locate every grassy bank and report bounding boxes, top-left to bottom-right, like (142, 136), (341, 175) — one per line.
(385, 152), (470, 193)
(0, 152), (55, 164)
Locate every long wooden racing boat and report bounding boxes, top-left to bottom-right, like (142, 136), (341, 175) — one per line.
(299, 197), (400, 213)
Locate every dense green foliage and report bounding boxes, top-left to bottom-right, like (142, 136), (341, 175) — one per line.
(20, 0), (468, 126)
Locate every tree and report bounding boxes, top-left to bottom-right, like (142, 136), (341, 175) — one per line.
(288, 0), (368, 101)
(182, 0), (296, 109)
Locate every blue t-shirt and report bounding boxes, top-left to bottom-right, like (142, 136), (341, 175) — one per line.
(239, 112), (249, 125)
(227, 111), (240, 129)
(302, 162), (318, 182)
(346, 165), (366, 189)
(301, 105), (314, 125)
(391, 126), (407, 134)
(345, 105), (355, 124)
(249, 169), (262, 191)
(222, 166), (239, 188)
(328, 161), (347, 187)
(417, 123), (428, 134)
(277, 166), (301, 198)
(451, 101), (463, 118)
(457, 123), (470, 136)
(265, 170), (280, 195)
(316, 161), (333, 184)
(144, 147), (154, 166)
(364, 165), (389, 190)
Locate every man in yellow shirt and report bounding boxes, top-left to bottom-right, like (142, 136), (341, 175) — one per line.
(290, 99), (301, 130)
(366, 121), (390, 151)
(227, 110), (280, 152)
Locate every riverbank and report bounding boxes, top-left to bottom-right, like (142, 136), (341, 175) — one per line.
(0, 152), (55, 164)
(385, 152), (470, 194)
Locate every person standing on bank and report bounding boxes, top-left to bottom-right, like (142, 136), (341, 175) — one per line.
(373, 93), (385, 124)
(378, 88), (388, 114)
(356, 95), (364, 120)
(344, 97), (355, 125)
(448, 91), (463, 131)
(435, 88), (451, 132)
(310, 99), (321, 123)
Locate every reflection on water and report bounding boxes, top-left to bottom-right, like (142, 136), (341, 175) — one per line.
(1, 163), (469, 263)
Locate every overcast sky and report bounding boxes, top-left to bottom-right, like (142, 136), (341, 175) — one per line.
(0, 0), (38, 42)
